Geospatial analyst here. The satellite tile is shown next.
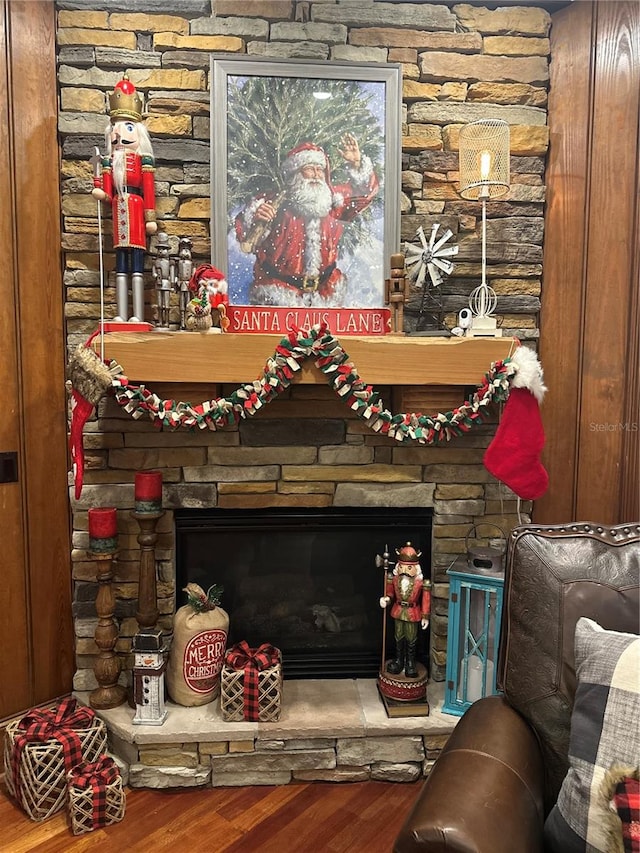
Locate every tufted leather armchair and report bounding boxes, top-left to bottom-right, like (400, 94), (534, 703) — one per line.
(394, 522), (640, 853)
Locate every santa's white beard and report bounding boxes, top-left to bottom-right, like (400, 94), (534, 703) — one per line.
(288, 174), (333, 219)
(287, 174), (334, 279)
(112, 148), (126, 197)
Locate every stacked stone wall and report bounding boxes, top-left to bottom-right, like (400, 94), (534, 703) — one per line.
(113, 730), (451, 787)
(57, 0), (549, 691)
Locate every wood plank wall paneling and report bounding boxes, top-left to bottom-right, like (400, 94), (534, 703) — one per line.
(621, 146), (640, 520)
(1, 1), (74, 715)
(0, 2), (31, 717)
(537, 0), (640, 524)
(577, 0), (640, 520)
(537, 1), (593, 521)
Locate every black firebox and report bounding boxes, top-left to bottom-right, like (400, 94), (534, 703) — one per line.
(174, 506), (433, 680)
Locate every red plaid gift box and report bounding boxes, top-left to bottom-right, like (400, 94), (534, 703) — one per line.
(221, 642), (282, 722)
(67, 755), (125, 835)
(3, 697), (107, 821)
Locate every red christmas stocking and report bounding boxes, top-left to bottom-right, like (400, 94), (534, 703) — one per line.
(483, 386), (549, 501)
(67, 337), (119, 499)
(69, 390), (95, 500)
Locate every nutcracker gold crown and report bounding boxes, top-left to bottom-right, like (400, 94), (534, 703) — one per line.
(108, 74), (143, 123)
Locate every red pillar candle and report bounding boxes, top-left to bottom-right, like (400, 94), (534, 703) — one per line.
(88, 507), (118, 553)
(134, 470), (163, 514)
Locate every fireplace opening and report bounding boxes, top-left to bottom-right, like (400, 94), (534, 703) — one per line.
(175, 506), (433, 680)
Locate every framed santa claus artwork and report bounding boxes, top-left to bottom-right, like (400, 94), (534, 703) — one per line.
(210, 56), (402, 336)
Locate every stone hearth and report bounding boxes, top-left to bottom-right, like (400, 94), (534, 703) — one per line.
(78, 679), (456, 788)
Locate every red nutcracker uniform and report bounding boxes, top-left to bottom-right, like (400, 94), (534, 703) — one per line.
(382, 543), (431, 678)
(99, 149), (156, 252)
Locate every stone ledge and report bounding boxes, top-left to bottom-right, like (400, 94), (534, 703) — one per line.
(77, 679), (455, 746)
(79, 680), (457, 787)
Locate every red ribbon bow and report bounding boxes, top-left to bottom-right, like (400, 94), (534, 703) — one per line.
(69, 755), (120, 829)
(11, 697), (96, 801)
(224, 641), (280, 721)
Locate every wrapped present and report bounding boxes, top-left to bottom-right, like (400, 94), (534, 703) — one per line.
(67, 756), (125, 835)
(221, 642), (282, 722)
(3, 697), (107, 822)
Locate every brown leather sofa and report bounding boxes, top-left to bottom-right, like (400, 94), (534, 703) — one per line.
(394, 522), (640, 853)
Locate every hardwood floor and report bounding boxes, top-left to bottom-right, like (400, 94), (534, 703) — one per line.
(0, 778), (421, 852)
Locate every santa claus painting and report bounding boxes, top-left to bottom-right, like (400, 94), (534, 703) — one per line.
(234, 135), (379, 308)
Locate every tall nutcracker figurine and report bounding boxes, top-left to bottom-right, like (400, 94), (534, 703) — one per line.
(92, 74), (157, 325)
(380, 543), (431, 678)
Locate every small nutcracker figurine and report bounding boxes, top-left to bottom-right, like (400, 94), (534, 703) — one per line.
(132, 628), (168, 725)
(379, 542), (431, 678)
(175, 237), (194, 331)
(385, 253), (410, 335)
(92, 74), (157, 324)
(151, 232), (176, 330)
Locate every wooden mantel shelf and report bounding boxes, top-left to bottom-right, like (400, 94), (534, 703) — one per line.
(97, 331), (517, 386)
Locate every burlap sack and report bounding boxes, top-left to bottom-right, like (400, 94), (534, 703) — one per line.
(166, 584), (229, 706)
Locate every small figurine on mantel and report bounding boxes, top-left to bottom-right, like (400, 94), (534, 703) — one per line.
(150, 232), (176, 330)
(92, 74), (157, 326)
(176, 237), (194, 331)
(377, 543), (431, 715)
(385, 253), (410, 334)
(186, 264), (230, 333)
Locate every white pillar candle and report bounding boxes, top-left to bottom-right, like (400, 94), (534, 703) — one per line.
(461, 654), (495, 703)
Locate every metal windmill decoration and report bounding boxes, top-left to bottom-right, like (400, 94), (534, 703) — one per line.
(404, 224), (459, 332)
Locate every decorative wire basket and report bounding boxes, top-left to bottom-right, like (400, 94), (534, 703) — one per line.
(3, 716), (108, 822)
(221, 655), (283, 722)
(67, 770), (126, 835)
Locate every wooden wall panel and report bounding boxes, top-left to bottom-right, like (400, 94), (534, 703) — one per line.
(537, 1), (640, 524)
(0, 2), (31, 718)
(620, 168), (640, 521)
(0, 1), (73, 717)
(577, 1), (640, 520)
(9, 0), (74, 705)
(536, 1), (594, 521)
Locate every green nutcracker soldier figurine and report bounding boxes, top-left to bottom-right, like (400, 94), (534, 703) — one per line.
(379, 543), (431, 678)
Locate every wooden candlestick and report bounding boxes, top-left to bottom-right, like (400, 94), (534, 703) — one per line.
(132, 510), (164, 630)
(89, 550), (127, 709)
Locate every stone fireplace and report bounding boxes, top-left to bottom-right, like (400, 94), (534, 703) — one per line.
(72, 381), (530, 692)
(61, 0), (546, 785)
(70, 367), (531, 787)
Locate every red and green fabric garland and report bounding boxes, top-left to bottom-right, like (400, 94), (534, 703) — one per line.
(109, 322), (516, 444)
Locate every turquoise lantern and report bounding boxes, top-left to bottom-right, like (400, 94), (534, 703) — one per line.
(442, 533), (505, 716)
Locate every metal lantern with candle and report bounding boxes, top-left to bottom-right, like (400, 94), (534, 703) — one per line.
(442, 524), (506, 716)
(458, 118), (510, 338)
